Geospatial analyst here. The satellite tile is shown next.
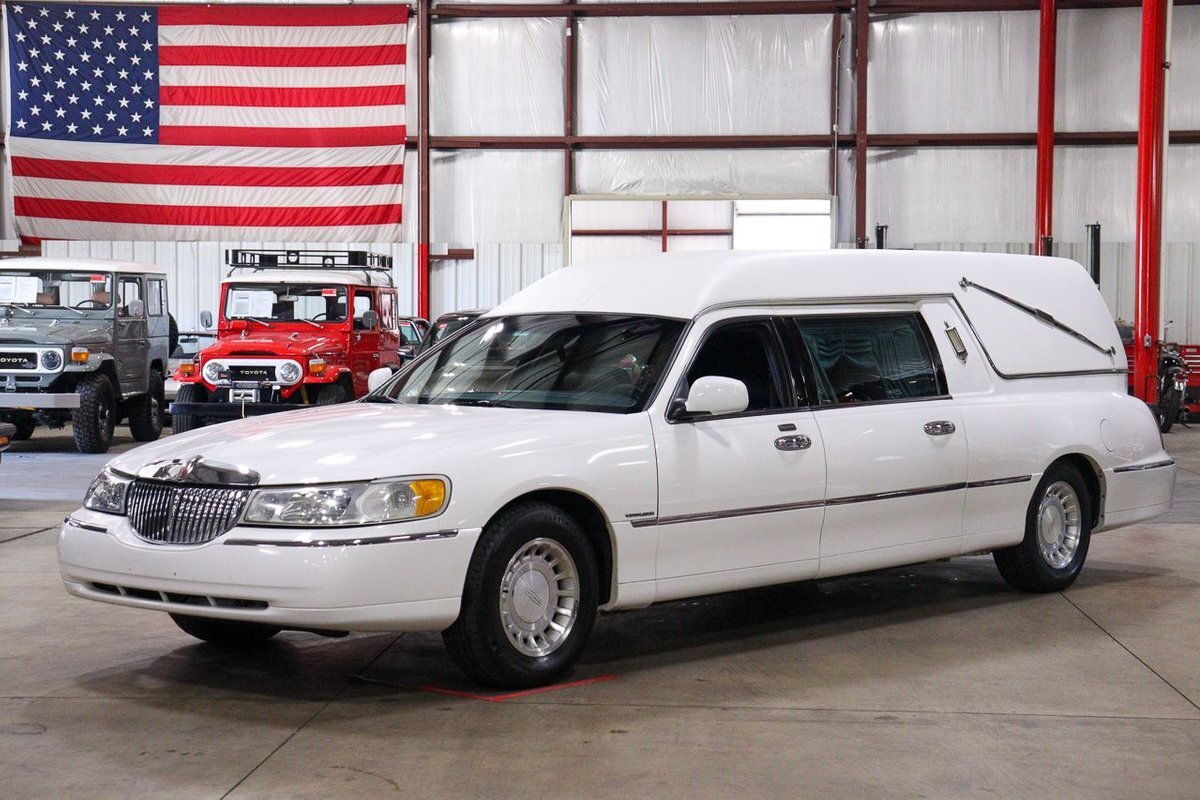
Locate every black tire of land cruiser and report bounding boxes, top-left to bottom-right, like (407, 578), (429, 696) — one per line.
(72, 373), (116, 454)
(171, 383), (208, 434)
(315, 383), (349, 405)
(128, 370), (165, 442)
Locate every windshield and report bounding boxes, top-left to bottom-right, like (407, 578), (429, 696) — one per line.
(427, 313), (479, 346)
(382, 314), (686, 413)
(398, 320), (424, 345)
(0, 270), (114, 318)
(224, 283), (350, 324)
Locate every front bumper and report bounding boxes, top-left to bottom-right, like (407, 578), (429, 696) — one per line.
(0, 392), (80, 409)
(168, 401), (308, 418)
(58, 507), (481, 632)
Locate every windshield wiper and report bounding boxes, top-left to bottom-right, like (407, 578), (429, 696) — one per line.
(359, 394), (399, 404)
(298, 318), (324, 329)
(238, 317), (274, 329)
(1, 303), (31, 316)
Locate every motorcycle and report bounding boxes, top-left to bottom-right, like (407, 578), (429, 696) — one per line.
(1156, 342), (1189, 433)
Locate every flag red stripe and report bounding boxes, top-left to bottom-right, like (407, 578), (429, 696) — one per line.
(160, 85), (406, 108)
(12, 157), (404, 188)
(14, 197), (402, 228)
(159, 125), (407, 147)
(159, 44), (407, 68)
(159, 5), (408, 27)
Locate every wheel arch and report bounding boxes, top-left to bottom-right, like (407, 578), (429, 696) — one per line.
(485, 489), (615, 606)
(1047, 452), (1105, 529)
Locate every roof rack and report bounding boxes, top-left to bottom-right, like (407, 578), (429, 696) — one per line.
(225, 249), (394, 286)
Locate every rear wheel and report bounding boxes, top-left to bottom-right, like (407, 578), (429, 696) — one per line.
(170, 614), (281, 647)
(443, 502), (598, 689)
(171, 383), (208, 433)
(72, 373), (116, 454)
(994, 463), (1092, 593)
(128, 371), (165, 441)
(1157, 382), (1182, 433)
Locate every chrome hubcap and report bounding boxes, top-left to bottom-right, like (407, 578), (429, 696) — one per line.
(499, 538), (579, 657)
(1037, 481), (1082, 569)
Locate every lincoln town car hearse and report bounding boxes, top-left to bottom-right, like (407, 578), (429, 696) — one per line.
(59, 251), (1175, 688)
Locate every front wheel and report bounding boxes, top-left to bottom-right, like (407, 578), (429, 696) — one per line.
(443, 502), (599, 689)
(72, 373), (116, 454)
(170, 614), (281, 647)
(1157, 383), (1183, 434)
(994, 463), (1093, 593)
(172, 383), (208, 433)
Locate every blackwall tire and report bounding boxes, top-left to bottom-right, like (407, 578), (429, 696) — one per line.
(443, 502), (599, 689)
(11, 416), (36, 441)
(172, 383), (208, 433)
(315, 383), (349, 405)
(72, 374), (116, 454)
(170, 613), (281, 647)
(993, 463), (1093, 593)
(128, 371), (165, 442)
(168, 314), (180, 359)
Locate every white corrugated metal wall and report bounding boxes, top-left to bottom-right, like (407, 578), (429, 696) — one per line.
(18, 4), (1200, 337)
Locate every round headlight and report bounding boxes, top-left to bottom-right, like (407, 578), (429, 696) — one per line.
(277, 361), (302, 384)
(202, 360), (226, 384)
(40, 350), (63, 370)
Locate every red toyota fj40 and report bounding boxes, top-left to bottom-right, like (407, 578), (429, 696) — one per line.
(169, 250), (401, 431)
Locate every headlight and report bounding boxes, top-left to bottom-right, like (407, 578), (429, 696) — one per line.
(242, 477), (447, 527)
(41, 350), (63, 370)
(83, 468), (132, 515)
(277, 361), (302, 384)
(202, 360), (226, 383)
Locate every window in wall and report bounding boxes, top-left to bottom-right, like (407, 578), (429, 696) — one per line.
(793, 314), (946, 405)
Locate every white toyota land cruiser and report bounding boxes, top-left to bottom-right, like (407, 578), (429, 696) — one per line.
(59, 250), (1175, 688)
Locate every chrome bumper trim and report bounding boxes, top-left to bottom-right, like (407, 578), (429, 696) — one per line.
(64, 515), (110, 534)
(1113, 459), (1176, 474)
(222, 530), (459, 548)
(0, 392), (80, 409)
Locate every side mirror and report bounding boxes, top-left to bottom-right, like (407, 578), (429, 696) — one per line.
(360, 310), (379, 330)
(367, 366), (394, 394)
(397, 345), (416, 360)
(200, 310), (213, 329)
(126, 299), (145, 318)
(670, 376), (750, 421)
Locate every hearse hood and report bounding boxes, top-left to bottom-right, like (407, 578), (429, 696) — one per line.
(0, 318), (109, 347)
(201, 330), (345, 359)
(105, 401), (646, 487)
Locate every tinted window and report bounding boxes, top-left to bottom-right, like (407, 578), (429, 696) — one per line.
(384, 314), (685, 414)
(796, 314), (944, 405)
(685, 320), (787, 412)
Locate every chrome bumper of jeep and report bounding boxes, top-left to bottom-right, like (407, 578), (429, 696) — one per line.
(0, 392), (80, 409)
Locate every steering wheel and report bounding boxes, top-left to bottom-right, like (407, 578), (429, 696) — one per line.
(73, 299), (106, 309)
(310, 312), (328, 321)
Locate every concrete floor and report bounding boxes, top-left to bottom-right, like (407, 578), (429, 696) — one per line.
(2, 425), (1199, 799)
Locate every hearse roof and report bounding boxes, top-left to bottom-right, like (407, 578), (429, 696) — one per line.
(490, 249), (1126, 379)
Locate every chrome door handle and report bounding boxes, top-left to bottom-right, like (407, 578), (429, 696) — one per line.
(774, 434), (812, 451)
(923, 421), (956, 436)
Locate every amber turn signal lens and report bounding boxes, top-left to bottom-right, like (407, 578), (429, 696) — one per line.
(309, 358), (326, 375)
(178, 363), (196, 376)
(411, 479), (446, 517)
(70, 347), (89, 363)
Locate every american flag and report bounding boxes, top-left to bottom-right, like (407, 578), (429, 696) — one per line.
(5, 3), (408, 242)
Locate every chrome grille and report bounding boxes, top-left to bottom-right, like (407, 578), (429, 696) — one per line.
(126, 480), (250, 545)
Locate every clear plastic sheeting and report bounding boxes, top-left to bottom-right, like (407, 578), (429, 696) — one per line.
(869, 13), (1038, 134)
(1166, 146), (1200, 243)
(431, 19), (565, 136)
(1056, 146), (1136, 241)
(578, 16), (832, 136)
(866, 148), (1035, 248)
(430, 243), (562, 316)
(1057, 8), (1140, 132)
(431, 150), (565, 243)
(1169, 7), (1200, 129)
(576, 149), (831, 196)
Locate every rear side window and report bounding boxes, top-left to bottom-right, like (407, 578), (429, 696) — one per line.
(147, 279), (165, 317)
(794, 314), (946, 405)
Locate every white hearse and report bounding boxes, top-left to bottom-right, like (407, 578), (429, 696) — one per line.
(59, 251), (1175, 688)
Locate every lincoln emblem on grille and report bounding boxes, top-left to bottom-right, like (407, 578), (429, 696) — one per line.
(137, 455), (260, 486)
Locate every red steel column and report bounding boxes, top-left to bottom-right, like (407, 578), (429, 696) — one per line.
(854, 0), (868, 248)
(1132, 0), (1170, 403)
(417, 0), (432, 320)
(1034, 0), (1056, 255)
